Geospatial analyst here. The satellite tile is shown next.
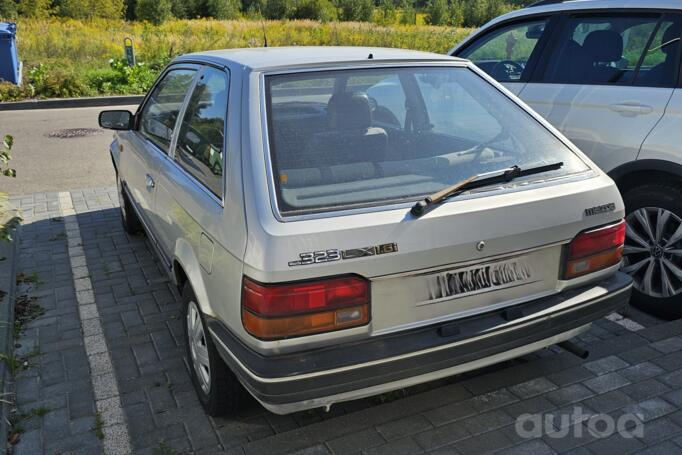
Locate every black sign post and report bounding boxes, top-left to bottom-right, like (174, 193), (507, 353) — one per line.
(124, 37), (136, 67)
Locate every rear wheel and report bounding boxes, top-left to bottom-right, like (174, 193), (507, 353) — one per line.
(116, 176), (142, 235)
(622, 183), (682, 319)
(182, 284), (242, 416)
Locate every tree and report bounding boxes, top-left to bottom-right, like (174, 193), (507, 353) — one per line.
(0, 0), (17, 18)
(203, 0), (240, 19)
(264, 0), (293, 20)
(338, 0), (373, 22)
(58, 0), (125, 19)
(426, 0), (447, 26)
(399, 0), (415, 25)
(292, 0), (337, 22)
(17, 0), (52, 18)
(125, 0), (136, 19)
(136, 0), (173, 23)
(449, 0), (463, 27)
(376, 0), (397, 25)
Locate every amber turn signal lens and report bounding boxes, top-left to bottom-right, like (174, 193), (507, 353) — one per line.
(241, 275), (371, 340)
(563, 220), (626, 279)
(564, 245), (624, 279)
(242, 305), (369, 340)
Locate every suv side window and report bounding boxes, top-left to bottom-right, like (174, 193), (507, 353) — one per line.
(138, 69), (196, 153)
(539, 14), (674, 86)
(459, 18), (550, 82)
(174, 67), (229, 198)
(634, 18), (682, 87)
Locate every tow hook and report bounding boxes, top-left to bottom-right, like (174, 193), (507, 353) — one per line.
(557, 340), (589, 359)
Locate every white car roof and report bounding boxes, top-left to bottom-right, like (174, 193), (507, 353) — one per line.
(486, 0), (682, 28)
(174, 46), (463, 71)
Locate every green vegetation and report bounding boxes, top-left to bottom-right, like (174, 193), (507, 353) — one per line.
(0, 0), (536, 101)
(93, 412), (105, 440)
(0, 135), (20, 242)
(0, 18), (475, 101)
(1, 0), (533, 24)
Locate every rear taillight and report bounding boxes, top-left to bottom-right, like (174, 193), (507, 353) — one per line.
(241, 275), (370, 340)
(563, 220), (626, 280)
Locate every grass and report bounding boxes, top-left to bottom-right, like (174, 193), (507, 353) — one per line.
(13, 294), (45, 336)
(93, 412), (105, 440)
(15, 271), (42, 287)
(1, 18), (474, 101)
(154, 443), (177, 455)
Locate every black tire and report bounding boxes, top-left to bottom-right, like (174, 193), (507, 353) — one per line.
(117, 176), (142, 235)
(182, 284), (242, 416)
(622, 182), (682, 319)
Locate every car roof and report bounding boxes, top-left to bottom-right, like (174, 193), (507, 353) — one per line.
(174, 46), (464, 71)
(485, 0), (682, 28)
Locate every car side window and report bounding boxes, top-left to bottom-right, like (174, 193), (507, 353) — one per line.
(174, 67), (229, 198)
(138, 69), (196, 153)
(539, 14), (665, 86)
(459, 19), (550, 82)
(634, 18), (682, 87)
(364, 75), (407, 128)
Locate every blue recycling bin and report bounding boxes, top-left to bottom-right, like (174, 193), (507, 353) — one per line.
(0, 22), (21, 85)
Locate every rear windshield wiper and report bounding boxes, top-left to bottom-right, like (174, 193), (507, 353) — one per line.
(410, 162), (564, 218)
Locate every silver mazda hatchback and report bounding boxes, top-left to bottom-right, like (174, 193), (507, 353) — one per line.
(99, 47), (632, 416)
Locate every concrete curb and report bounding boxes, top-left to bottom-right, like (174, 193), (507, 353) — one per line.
(0, 225), (20, 450)
(0, 95), (143, 111)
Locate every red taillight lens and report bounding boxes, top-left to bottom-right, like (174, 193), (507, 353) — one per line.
(564, 220), (626, 279)
(242, 276), (370, 340)
(568, 221), (626, 259)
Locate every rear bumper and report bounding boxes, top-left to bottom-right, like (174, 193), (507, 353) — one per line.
(208, 272), (632, 414)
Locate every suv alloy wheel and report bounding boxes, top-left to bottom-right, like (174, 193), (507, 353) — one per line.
(622, 183), (682, 318)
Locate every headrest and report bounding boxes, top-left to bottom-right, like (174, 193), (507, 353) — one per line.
(584, 30), (623, 62)
(327, 92), (372, 130)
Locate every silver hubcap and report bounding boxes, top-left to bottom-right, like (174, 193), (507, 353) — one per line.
(187, 301), (211, 394)
(623, 207), (682, 298)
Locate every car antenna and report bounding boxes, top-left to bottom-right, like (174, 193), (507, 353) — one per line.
(368, 52), (374, 59)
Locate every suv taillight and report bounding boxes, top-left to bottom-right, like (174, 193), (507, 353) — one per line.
(241, 275), (370, 340)
(563, 220), (626, 280)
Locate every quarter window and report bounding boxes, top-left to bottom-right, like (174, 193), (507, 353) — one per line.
(138, 69), (196, 153)
(539, 15), (676, 86)
(174, 67), (229, 198)
(459, 19), (550, 82)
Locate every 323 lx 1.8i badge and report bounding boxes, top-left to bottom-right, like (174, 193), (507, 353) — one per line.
(288, 243), (398, 267)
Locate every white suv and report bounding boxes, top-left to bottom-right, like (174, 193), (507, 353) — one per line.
(452, 0), (682, 317)
(99, 47), (631, 416)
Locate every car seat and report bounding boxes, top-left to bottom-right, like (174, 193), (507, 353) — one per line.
(583, 29), (624, 83)
(304, 92), (388, 167)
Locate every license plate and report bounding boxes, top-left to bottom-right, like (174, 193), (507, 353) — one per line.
(424, 257), (536, 303)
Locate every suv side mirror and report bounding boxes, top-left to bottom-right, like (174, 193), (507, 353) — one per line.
(99, 110), (134, 130)
(526, 25), (544, 40)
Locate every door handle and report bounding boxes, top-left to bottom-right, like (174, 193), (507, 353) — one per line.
(145, 174), (155, 190)
(609, 102), (653, 117)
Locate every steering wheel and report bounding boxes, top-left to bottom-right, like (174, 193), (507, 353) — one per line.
(491, 60), (524, 81)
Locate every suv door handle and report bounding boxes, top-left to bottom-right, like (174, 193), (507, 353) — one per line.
(609, 102), (653, 117)
(145, 174), (155, 190)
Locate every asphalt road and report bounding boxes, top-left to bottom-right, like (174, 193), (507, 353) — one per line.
(0, 105), (138, 196)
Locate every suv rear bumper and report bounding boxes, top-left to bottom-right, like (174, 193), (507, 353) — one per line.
(208, 272), (632, 414)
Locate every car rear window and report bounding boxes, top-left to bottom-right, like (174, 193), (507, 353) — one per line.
(264, 66), (589, 216)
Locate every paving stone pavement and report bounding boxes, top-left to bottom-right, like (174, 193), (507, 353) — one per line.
(8, 186), (682, 454)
